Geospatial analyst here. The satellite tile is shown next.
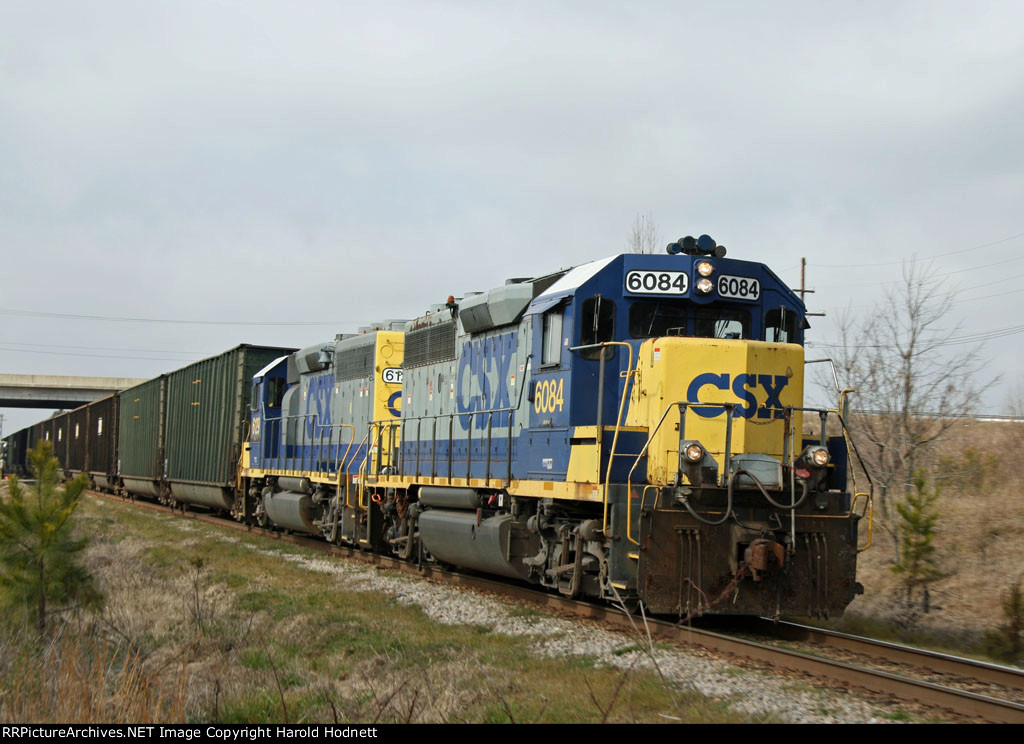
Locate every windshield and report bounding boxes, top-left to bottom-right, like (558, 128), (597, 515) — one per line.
(629, 300), (751, 339)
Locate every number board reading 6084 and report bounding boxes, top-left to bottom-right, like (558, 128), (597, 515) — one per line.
(625, 270), (689, 295)
(716, 275), (760, 300)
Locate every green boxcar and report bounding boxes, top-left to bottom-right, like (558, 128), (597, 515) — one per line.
(165, 344), (293, 510)
(118, 376), (167, 499)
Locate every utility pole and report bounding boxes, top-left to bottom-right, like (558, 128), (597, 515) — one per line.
(800, 258), (826, 317)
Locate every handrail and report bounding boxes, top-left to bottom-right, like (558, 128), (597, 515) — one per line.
(623, 398), (739, 541)
(344, 431), (370, 509)
(638, 485), (660, 522)
(357, 424), (388, 509)
(251, 413), (356, 475)
(370, 419), (402, 477)
(365, 356), (530, 489)
(384, 404), (518, 486)
(832, 397), (875, 549)
(623, 400), (873, 542)
(625, 402), (678, 545)
(333, 424), (356, 479)
(567, 340), (635, 537)
(851, 491), (874, 552)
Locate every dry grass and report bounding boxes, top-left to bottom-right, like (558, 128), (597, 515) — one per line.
(842, 419), (1024, 648)
(0, 630), (186, 723)
(23, 497), (759, 724)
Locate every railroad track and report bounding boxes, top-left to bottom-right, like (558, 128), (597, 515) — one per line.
(89, 490), (1024, 723)
(752, 619), (1024, 704)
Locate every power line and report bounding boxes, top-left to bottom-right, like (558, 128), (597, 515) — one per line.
(808, 321), (1024, 350)
(816, 279), (1024, 313)
(0, 346), (202, 362)
(0, 309), (343, 326)
(810, 256), (1024, 293)
(810, 230), (1024, 269)
(0, 341), (212, 355)
(949, 286), (1024, 306)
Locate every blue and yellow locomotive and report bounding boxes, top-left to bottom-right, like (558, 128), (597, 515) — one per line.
(241, 236), (869, 618)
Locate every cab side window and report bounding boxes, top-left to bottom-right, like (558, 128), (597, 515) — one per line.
(580, 296), (616, 360)
(764, 307), (798, 344)
(541, 309), (563, 366)
(270, 378), (287, 408)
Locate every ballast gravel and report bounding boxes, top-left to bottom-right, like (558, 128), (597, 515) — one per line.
(168, 518), (908, 723)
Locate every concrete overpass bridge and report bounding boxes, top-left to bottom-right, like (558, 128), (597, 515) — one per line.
(0, 374), (149, 409)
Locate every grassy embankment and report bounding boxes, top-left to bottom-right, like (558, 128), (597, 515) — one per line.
(830, 418), (1024, 661)
(0, 492), (763, 724)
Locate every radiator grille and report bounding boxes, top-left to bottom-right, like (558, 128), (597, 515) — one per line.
(404, 322), (456, 368)
(335, 342), (375, 381)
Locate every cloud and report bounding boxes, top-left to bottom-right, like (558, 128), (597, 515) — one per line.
(1, 1), (1022, 430)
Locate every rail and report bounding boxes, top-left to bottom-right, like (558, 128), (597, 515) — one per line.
(625, 402), (680, 546)
(834, 390), (875, 552)
(249, 413), (357, 476)
(357, 424), (390, 509)
(367, 357), (534, 489)
(344, 431), (370, 509)
(369, 406), (518, 486)
(568, 341), (636, 536)
(623, 401), (871, 547)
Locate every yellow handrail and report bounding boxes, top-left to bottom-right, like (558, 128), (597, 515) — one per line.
(357, 424), (387, 509)
(334, 423), (356, 480)
(833, 388), (874, 550)
(344, 430), (370, 509)
(600, 342), (636, 535)
(624, 402), (677, 545)
(852, 491), (873, 552)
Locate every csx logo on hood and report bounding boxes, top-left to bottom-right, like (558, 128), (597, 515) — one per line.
(686, 373), (790, 419)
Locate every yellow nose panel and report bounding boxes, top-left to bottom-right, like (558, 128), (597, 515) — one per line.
(625, 337), (804, 485)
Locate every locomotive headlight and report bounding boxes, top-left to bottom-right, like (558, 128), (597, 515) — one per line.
(795, 445), (831, 476)
(696, 277), (713, 294)
(696, 260), (714, 277)
(684, 442), (705, 463)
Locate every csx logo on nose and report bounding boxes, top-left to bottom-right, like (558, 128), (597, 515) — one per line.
(686, 373), (789, 419)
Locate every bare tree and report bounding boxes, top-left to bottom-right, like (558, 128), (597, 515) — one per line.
(1006, 380), (1024, 484)
(628, 212), (658, 254)
(829, 259), (995, 561)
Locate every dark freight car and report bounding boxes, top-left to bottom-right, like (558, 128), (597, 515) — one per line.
(51, 411), (71, 476)
(66, 405), (90, 478)
(31, 418), (53, 457)
(2, 428), (30, 477)
(87, 394), (119, 490)
(119, 376), (166, 499)
(164, 344), (294, 510)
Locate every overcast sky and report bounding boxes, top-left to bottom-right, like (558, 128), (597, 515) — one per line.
(2, 1), (1023, 434)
